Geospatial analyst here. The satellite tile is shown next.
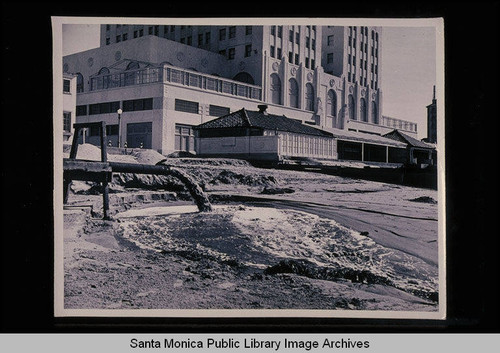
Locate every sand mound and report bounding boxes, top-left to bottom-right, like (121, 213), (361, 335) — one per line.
(132, 149), (166, 165)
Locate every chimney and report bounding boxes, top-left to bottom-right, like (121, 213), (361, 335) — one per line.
(258, 104), (268, 114)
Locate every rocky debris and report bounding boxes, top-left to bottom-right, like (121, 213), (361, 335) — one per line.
(409, 196), (437, 204)
(264, 259), (393, 286)
(209, 170), (277, 187)
(261, 186), (295, 195)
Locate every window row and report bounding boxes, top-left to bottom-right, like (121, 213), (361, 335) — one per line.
(347, 95), (378, 123)
(76, 98), (153, 116)
(270, 74), (330, 113)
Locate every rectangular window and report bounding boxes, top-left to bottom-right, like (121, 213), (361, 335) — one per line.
(228, 47), (235, 60)
(245, 44), (252, 57)
(270, 26), (276, 36)
(106, 124), (119, 136)
(205, 31), (210, 44)
(219, 28), (226, 40)
(229, 26), (236, 38)
(270, 45), (275, 58)
(289, 30), (294, 42)
(296, 32), (300, 44)
(89, 104), (100, 115)
(288, 51), (293, 63)
(63, 79), (70, 93)
(327, 35), (334, 45)
(327, 53), (333, 64)
(123, 98), (153, 112)
(295, 53), (299, 65)
(116, 35), (121, 43)
(180, 37), (185, 44)
(175, 99), (199, 114)
(122, 33), (128, 41)
(198, 33), (203, 46)
(305, 57), (309, 68)
(63, 112), (71, 132)
(209, 104), (230, 117)
(148, 26), (153, 35)
(106, 24), (111, 31)
(277, 26), (283, 38)
(154, 25), (159, 36)
(139, 29), (143, 37)
(277, 47), (282, 59)
(311, 59), (315, 69)
(245, 26), (252, 35)
(312, 39), (316, 50)
(187, 36), (192, 45)
(219, 49), (226, 57)
(174, 124), (195, 152)
(76, 105), (87, 116)
(170, 25), (175, 32)
(306, 37), (310, 48)
(134, 31), (138, 38)
(105, 37), (110, 45)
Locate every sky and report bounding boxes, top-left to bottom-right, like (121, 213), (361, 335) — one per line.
(62, 23), (437, 139)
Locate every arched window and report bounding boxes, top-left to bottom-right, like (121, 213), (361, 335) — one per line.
(98, 67), (110, 89)
(327, 90), (337, 117)
(270, 73), (282, 105)
(305, 83), (314, 111)
(125, 62), (140, 86)
(233, 72), (255, 84)
(126, 61), (140, 70)
(371, 101), (378, 124)
(288, 78), (299, 108)
(76, 73), (84, 93)
(348, 94), (356, 120)
(360, 98), (367, 122)
(98, 67), (110, 75)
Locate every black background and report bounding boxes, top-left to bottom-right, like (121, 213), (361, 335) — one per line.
(1, 1), (499, 333)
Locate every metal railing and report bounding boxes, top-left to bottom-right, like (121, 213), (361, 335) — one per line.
(164, 65), (262, 100)
(89, 64), (262, 101)
(380, 116), (417, 133)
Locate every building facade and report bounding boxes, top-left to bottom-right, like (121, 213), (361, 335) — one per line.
(62, 73), (77, 144)
(63, 23), (419, 156)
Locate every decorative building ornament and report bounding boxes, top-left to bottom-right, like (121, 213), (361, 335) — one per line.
(329, 79), (335, 87)
(361, 89), (366, 96)
(114, 51), (122, 61)
(290, 67), (297, 76)
(87, 57), (94, 67)
(307, 72), (313, 81)
(176, 51), (185, 62)
(238, 61), (246, 70)
(349, 86), (353, 93)
(372, 93), (377, 100)
(272, 62), (279, 71)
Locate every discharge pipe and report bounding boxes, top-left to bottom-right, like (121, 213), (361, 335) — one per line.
(108, 161), (213, 212)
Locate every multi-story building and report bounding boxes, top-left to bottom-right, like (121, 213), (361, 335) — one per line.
(62, 73), (76, 144)
(62, 23), (418, 158)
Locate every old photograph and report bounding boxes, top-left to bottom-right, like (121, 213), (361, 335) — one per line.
(53, 17), (445, 319)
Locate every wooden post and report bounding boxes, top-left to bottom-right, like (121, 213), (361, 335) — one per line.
(99, 122), (110, 220)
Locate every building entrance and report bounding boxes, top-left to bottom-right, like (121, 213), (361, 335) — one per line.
(126, 122), (152, 148)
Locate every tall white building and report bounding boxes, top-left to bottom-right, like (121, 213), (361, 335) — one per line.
(62, 23), (417, 156)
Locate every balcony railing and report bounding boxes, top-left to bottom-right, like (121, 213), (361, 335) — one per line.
(90, 67), (162, 91)
(164, 65), (262, 100)
(380, 116), (418, 133)
(89, 64), (262, 101)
